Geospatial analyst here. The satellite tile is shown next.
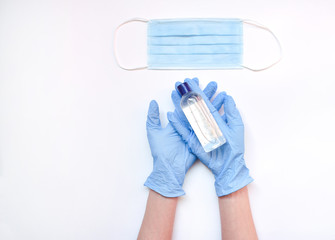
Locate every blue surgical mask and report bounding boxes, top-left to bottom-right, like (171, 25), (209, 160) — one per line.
(114, 18), (281, 71)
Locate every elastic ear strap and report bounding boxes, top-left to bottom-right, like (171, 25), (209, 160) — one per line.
(113, 18), (149, 71)
(242, 19), (282, 72)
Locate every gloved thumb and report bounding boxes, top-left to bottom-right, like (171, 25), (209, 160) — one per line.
(203, 81), (217, 101)
(223, 95), (243, 126)
(167, 112), (191, 143)
(146, 100), (161, 130)
(212, 92), (226, 111)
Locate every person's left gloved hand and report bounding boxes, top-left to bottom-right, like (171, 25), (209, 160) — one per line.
(144, 81), (218, 197)
(167, 78), (253, 197)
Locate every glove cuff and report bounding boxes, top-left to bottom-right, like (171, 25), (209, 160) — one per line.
(144, 178), (185, 197)
(215, 164), (254, 197)
(144, 171), (185, 198)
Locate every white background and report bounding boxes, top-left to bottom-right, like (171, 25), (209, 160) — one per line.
(1, 0), (335, 239)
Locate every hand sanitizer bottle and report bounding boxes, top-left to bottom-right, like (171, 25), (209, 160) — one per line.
(177, 82), (226, 152)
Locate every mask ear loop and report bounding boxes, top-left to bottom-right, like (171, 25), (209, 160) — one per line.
(113, 18), (149, 71)
(242, 19), (282, 72)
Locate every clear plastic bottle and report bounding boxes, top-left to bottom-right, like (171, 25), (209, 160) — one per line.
(177, 82), (226, 152)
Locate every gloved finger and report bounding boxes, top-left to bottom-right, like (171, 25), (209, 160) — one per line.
(191, 77), (199, 85)
(146, 100), (162, 130)
(223, 95), (243, 126)
(212, 92), (226, 111)
(184, 78), (200, 91)
(175, 78), (197, 94)
(185, 78), (210, 99)
(171, 90), (181, 109)
(203, 81), (217, 101)
(167, 112), (191, 142)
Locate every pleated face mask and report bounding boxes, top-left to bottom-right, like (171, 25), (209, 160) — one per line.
(114, 18), (282, 71)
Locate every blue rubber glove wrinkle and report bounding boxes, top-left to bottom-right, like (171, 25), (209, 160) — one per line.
(145, 80), (218, 197)
(168, 78), (253, 196)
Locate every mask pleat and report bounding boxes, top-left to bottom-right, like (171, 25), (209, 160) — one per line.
(149, 35), (242, 45)
(148, 19), (242, 36)
(147, 18), (243, 69)
(149, 44), (242, 55)
(148, 54), (242, 69)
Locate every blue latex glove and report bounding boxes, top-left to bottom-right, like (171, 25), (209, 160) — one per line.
(167, 78), (253, 196)
(144, 81), (218, 197)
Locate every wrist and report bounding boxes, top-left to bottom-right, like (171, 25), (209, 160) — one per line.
(138, 190), (178, 240)
(149, 189), (179, 202)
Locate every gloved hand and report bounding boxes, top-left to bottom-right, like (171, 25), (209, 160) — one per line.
(144, 81), (218, 197)
(167, 78), (253, 196)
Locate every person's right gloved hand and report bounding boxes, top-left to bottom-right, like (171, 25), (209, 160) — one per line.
(144, 81), (219, 197)
(167, 78), (253, 196)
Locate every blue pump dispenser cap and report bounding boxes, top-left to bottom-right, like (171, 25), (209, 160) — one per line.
(177, 82), (192, 96)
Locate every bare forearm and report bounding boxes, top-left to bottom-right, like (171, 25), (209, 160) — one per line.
(138, 190), (178, 240)
(218, 186), (257, 240)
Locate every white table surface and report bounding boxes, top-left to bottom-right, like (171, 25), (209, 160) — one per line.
(1, 0), (335, 239)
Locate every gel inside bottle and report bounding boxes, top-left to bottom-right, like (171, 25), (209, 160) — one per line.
(177, 82), (226, 152)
